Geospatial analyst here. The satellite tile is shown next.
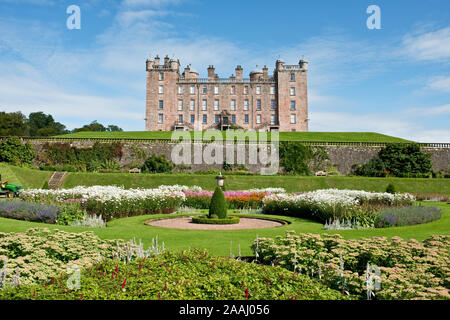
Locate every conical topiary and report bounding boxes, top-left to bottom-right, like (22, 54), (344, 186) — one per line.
(386, 183), (396, 194)
(209, 186), (227, 219)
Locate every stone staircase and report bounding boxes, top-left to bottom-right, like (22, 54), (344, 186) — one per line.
(48, 171), (68, 189)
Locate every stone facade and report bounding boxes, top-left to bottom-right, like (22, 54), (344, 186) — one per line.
(145, 55), (308, 132)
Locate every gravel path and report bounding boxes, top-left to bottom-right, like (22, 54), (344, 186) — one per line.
(145, 216), (284, 230)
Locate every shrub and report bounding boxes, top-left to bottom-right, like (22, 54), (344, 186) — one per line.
(355, 143), (432, 178)
(192, 215), (240, 224)
(0, 249), (349, 300)
(0, 137), (35, 165)
(253, 231), (450, 300)
(141, 155), (173, 173)
(279, 142), (313, 175)
(385, 183), (396, 194)
(374, 206), (441, 228)
(209, 187), (227, 219)
(0, 228), (140, 286)
(0, 200), (59, 224)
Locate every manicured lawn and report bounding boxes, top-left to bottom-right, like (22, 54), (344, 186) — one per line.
(55, 131), (411, 142)
(63, 172), (450, 194)
(0, 202), (448, 256)
(0, 162), (51, 189)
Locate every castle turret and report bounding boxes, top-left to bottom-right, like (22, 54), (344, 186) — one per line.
(299, 59), (308, 71)
(154, 55), (160, 66)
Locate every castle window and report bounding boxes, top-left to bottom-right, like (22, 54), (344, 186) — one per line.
(159, 72), (164, 81)
(203, 114), (207, 123)
(290, 101), (296, 110)
(270, 86), (275, 94)
(231, 115), (236, 124)
(158, 100), (164, 110)
(215, 114), (220, 123)
(159, 85), (164, 94)
(231, 99), (236, 111)
(290, 87), (295, 96)
(290, 73), (295, 81)
(244, 86), (249, 94)
(190, 114), (195, 123)
(244, 114), (249, 123)
(178, 114), (183, 124)
(202, 99), (207, 111)
(214, 100), (219, 111)
(214, 86), (219, 94)
(290, 114), (296, 124)
(190, 100), (195, 111)
(231, 86), (236, 95)
(178, 100), (183, 111)
(190, 86), (195, 94)
(256, 99), (261, 111)
(271, 100), (276, 110)
(202, 86), (207, 94)
(158, 113), (163, 123)
(271, 114), (276, 125)
(256, 86), (261, 94)
(256, 114), (261, 124)
(244, 99), (249, 111)
(178, 86), (183, 94)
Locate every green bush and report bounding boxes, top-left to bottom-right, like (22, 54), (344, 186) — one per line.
(0, 137), (35, 165)
(355, 143), (432, 178)
(386, 183), (396, 194)
(0, 249), (349, 300)
(209, 187), (227, 219)
(192, 215), (240, 224)
(141, 155), (173, 173)
(279, 142), (313, 175)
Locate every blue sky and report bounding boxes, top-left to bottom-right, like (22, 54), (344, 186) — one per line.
(0, 0), (449, 142)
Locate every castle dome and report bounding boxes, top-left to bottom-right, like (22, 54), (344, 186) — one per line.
(250, 68), (263, 74)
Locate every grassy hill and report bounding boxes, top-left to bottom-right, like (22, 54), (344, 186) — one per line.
(0, 163), (51, 189)
(56, 131), (411, 143)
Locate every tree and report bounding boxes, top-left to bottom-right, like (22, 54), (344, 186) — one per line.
(0, 112), (29, 136)
(0, 136), (35, 165)
(106, 125), (123, 132)
(72, 121), (122, 133)
(28, 111), (67, 136)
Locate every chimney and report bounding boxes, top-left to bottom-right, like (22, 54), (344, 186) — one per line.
(235, 65), (243, 81)
(154, 55), (160, 66)
(208, 65), (215, 80)
(263, 65), (268, 79)
(183, 65), (191, 78)
(164, 55), (170, 67)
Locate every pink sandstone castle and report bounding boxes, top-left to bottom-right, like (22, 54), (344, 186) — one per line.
(145, 55), (308, 132)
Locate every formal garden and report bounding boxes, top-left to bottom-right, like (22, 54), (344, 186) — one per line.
(0, 177), (448, 300)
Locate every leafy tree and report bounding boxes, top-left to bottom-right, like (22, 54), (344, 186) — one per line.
(0, 112), (29, 136)
(355, 143), (432, 178)
(29, 111), (67, 136)
(106, 125), (123, 132)
(0, 136), (35, 165)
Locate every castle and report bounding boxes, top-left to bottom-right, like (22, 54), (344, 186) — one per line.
(145, 55), (308, 132)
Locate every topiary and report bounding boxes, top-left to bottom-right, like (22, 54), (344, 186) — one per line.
(209, 186), (227, 219)
(386, 183), (396, 194)
(141, 154), (173, 173)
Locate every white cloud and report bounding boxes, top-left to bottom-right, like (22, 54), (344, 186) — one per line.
(121, 0), (181, 8)
(409, 104), (450, 116)
(428, 76), (450, 92)
(402, 27), (450, 62)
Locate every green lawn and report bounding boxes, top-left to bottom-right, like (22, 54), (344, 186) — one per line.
(56, 131), (411, 142)
(0, 202), (448, 256)
(63, 172), (450, 194)
(0, 163), (51, 189)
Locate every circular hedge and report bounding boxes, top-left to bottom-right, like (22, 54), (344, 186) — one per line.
(191, 215), (240, 225)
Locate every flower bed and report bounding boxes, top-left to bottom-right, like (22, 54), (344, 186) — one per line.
(374, 206), (441, 228)
(262, 189), (415, 227)
(0, 228), (142, 286)
(183, 191), (268, 209)
(21, 185), (187, 221)
(0, 250), (350, 300)
(252, 231), (450, 300)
